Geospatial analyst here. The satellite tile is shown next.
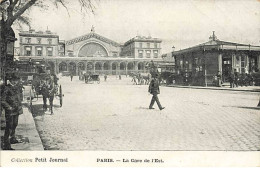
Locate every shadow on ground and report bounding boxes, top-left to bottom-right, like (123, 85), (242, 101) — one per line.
(223, 105), (260, 110)
(236, 106), (260, 110)
(30, 104), (60, 117)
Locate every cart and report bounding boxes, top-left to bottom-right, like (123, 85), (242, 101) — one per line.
(14, 60), (64, 108)
(86, 74), (100, 84)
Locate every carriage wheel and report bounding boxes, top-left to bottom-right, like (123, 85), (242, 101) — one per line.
(97, 77), (100, 84)
(59, 85), (63, 107)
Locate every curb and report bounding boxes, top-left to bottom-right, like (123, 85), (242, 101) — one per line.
(7, 103), (44, 150)
(166, 85), (260, 93)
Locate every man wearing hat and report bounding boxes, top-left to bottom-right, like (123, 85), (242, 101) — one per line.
(148, 74), (165, 110)
(1, 73), (23, 150)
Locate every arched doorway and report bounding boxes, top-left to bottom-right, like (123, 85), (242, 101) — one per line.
(47, 61), (55, 74)
(78, 62), (85, 77)
(68, 62), (76, 75)
(103, 62), (110, 75)
(127, 62), (134, 71)
(138, 62), (144, 72)
(87, 62), (94, 74)
(120, 62), (126, 75)
(95, 62), (102, 74)
(59, 62), (67, 73)
(112, 62), (118, 75)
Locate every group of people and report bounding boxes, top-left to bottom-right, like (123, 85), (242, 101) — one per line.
(1, 73), (24, 150)
(215, 71), (255, 88)
(228, 72), (254, 88)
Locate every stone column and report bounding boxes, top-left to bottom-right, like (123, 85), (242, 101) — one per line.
(85, 61), (88, 72)
(75, 62), (79, 76)
(117, 63), (120, 75)
(135, 62), (138, 72)
(218, 53), (222, 73)
(93, 62), (96, 74)
(125, 63), (128, 76)
(245, 54), (249, 73)
(101, 62), (104, 75)
(110, 62), (113, 75)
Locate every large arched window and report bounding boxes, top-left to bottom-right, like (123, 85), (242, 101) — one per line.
(78, 42), (108, 57)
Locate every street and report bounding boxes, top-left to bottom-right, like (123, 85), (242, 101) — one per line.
(32, 76), (260, 151)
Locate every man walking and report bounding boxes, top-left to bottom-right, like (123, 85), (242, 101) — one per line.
(148, 75), (165, 110)
(1, 74), (23, 150)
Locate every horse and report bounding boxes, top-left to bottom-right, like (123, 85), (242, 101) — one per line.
(138, 73), (151, 85)
(39, 78), (56, 114)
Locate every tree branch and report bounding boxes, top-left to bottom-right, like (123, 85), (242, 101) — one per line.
(6, 0), (37, 27)
(58, 0), (70, 17)
(0, 0), (9, 5)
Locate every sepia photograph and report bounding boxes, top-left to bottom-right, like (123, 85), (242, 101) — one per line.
(0, 0), (260, 167)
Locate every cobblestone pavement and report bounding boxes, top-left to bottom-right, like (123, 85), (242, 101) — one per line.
(32, 76), (260, 151)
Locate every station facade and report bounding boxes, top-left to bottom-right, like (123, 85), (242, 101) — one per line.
(17, 28), (163, 76)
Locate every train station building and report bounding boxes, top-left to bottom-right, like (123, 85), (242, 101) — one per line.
(172, 32), (260, 86)
(16, 27), (163, 76)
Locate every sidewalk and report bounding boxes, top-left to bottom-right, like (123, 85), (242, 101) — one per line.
(0, 102), (44, 150)
(167, 84), (260, 92)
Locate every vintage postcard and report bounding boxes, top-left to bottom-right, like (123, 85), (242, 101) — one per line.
(0, 0), (260, 167)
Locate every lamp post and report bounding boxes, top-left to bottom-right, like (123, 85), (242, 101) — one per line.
(2, 28), (17, 84)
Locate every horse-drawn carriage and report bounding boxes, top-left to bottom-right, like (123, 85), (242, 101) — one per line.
(14, 60), (63, 111)
(84, 73), (100, 84)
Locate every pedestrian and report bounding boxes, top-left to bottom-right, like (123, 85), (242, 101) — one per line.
(1, 73), (23, 150)
(70, 72), (73, 81)
(104, 74), (107, 81)
(17, 78), (25, 100)
(216, 71), (222, 87)
(248, 73), (254, 86)
(84, 73), (88, 83)
(119, 74), (121, 80)
(148, 74), (165, 110)
(132, 75), (137, 85)
(234, 70), (239, 87)
(28, 58), (32, 72)
(229, 72), (235, 88)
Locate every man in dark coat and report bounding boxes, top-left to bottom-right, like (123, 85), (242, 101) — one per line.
(229, 72), (235, 88)
(104, 74), (107, 81)
(234, 71), (239, 87)
(148, 75), (165, 110)
(70, 72), (73, 81)
(1, 74), (23, 150)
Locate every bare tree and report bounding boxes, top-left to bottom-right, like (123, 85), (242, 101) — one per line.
(0, 0), (97, 81)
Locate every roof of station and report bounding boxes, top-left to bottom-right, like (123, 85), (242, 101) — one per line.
(173, 31), (260, 54)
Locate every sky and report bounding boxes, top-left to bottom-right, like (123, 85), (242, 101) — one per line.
(14, 0), (260, 54)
